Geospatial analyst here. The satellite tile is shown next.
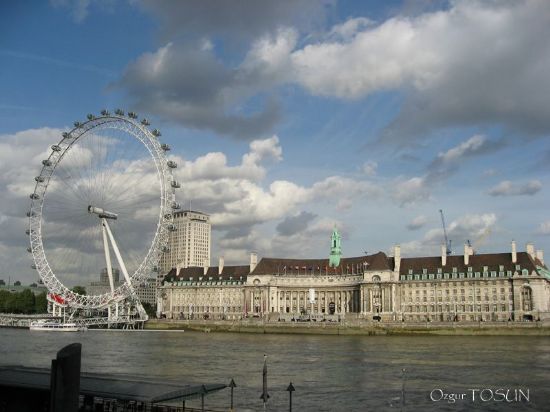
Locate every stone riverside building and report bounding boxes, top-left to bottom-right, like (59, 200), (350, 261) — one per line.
(87, 268), (157, 306)
(158, 230), (550, 322)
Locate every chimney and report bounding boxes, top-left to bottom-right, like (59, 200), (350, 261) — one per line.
(203, 259), (209, 275)
(464, 243), (469, 266)
(394, 245), (401, 272)
(250, 252), (258, 273)
(536, 250), (544, 265)
(218, 256), (225, 275)
(511, 240), (517, 264)
(441, 244), (447, 266)
(526, 243), (535, 259)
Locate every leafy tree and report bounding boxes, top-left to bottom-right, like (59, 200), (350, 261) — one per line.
(0, 279), (5, 285)
(15, 289), (35, 314)
(142, 302), (157, 317)
(71, 286), (86, 295)
(0, 290), (10, 312)
(13, 281), (21, 286)
(29, 283), (37, 287)
(0, 289), (47, 314)
(34, 292), (48, 313)
(4, 293), (16, 313)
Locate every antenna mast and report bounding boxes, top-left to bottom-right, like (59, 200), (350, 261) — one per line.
(439, 209), (452, 255)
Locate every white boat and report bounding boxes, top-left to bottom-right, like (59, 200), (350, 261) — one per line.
(29, 320), (86, 332)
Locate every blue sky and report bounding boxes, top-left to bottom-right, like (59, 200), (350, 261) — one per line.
(0, 0), (549, 284)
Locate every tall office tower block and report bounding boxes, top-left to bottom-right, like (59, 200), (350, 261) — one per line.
(158, 210), (211, 284)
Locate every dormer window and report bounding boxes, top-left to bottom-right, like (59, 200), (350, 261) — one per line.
(483, 266), (488, 272)
(437, 268), (442, 274)
(468, 267), (473, 272)
(499, 265), (504, 271)
(453, 267), (457, 273)
(422, 269), (427, 275)
(408, 269), (413, 275)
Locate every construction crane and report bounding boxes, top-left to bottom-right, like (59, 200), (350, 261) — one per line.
(439, 209), (452, 255)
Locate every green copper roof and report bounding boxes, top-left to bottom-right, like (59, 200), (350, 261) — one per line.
(537, 265), (550, 280)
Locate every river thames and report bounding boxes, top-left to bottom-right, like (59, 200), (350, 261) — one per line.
(0, 328), (548, 411)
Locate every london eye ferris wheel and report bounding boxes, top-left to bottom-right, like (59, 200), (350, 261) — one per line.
(27, 110), (179, 311)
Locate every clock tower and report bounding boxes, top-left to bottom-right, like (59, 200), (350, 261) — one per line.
(329, 227), (342, 267)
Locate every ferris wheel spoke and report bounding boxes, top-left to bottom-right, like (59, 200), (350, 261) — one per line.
(49, 165), (91, 205)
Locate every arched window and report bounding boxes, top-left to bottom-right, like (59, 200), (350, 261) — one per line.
(372, 275), (381, 282)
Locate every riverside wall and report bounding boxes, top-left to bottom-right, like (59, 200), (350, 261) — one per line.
(144, 319), (550, 336)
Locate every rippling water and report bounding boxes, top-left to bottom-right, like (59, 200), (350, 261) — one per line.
(0, 328), (549, 411)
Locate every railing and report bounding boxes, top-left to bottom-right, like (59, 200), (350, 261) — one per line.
(0, 314), (146, 329)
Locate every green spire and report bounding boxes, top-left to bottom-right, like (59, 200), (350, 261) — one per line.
(329, 226), (342, 267)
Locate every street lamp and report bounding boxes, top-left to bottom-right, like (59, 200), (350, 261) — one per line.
(229, 379), (237, 411)
(286, 382), (295, 412)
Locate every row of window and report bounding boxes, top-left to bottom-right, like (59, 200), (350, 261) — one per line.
(403, 295), (510, 303)
(167, 280), (244, 286)
(403, 280), (503, 287)
(409, 264), (523, 275)
(400, 269), (529, 281)
(171, 306), (241, 313)
(405, 287), (507, 294)
(403, 304), (509, 313)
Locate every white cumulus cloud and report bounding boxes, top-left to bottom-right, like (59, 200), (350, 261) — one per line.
(407, 215), (427, 231)
(488, 180), (542, 197)
(401, 213), (497, 256)
(536, 221), (550, 235)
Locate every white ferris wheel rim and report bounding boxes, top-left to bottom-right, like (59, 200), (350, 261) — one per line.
(27, 112), (177, 309)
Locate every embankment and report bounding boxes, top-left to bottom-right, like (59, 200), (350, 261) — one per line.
(144, 319), (550, 336)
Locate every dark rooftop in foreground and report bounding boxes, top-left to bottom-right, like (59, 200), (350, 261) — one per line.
(0, 365), (226, 404)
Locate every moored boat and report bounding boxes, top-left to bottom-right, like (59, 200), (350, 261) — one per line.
(29, 320), (85, 332)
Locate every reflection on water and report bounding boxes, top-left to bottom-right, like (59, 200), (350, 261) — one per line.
(0, 329), (549, 411)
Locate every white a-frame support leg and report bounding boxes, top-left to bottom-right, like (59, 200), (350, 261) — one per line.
(101, 221), (116, 294)
(99, 217), (147, 322)
(102, 218), (135, 293)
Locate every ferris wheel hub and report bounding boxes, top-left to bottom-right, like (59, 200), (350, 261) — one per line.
(88, 205), (118, 220)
